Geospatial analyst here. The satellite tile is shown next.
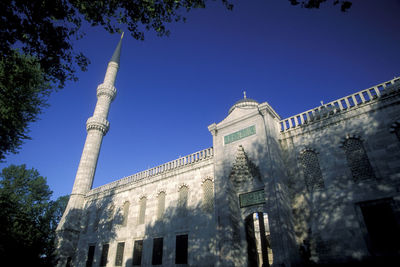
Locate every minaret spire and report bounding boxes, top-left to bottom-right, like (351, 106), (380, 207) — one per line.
(56, 35), (123, 266)
(110, 32), (124, 64)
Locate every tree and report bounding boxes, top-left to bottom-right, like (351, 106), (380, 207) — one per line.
(289, 0), (352, 12)
(0, 51), (51, 161)
(0, 0), (351, 161)
(0, 164), (68, 266)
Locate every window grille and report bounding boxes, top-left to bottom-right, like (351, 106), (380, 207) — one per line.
(178, 186), (189, 216)
(342, 138), (375, 181)
(107, 205), (114, 230)
(157, 192), (166, 219)
(299, 150), (324, 191)
(93, 209), (101, 232)
(115, 242), (125, 266)
(202, 179), (214, 212)
(122, 201), (130, 226)
(138, 197), (147, 225)
(132, 240), (143, 266)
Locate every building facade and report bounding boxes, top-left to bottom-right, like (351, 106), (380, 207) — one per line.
(57, 38), (400, 266)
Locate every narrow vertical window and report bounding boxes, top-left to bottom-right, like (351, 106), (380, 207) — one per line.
(132, 240), (143, 266)
(122, 201), (130, 226)
(99, 244), (109, 267)
(107, 205), (114, 230)
(138, 197), (147, 225)
(152, 237), (163, 265)
(93, 208), (101, 232)
(178, 185), (189, 217)
(86, 245), (95, 267)
(115, 242), (125, 266)
(299, 150), (324, 191)
(202, 179), (214, 212)
(82, 210), (90, 233)
(157, 192), (166, 220)
(343, 138), (375, 181)
(175, 234), (188, 264)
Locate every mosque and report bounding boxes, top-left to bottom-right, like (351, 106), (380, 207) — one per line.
(56, 36), (400, 266)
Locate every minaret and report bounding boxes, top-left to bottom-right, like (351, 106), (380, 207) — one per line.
(56, 34), (123, 266)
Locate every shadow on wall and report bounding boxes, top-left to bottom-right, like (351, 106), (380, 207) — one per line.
(134, 203), (219, 267)
(57, 188), (123, 267)
(282, 87), (400, 266)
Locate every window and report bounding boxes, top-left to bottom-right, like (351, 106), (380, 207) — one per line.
(132, 240), (143, 266)
(138, 197), (147, 225)
(394, 125), (400, 141)
(99, 244), (109, 266)
(359, 199), (400, 255)
(66, 257), (72, 267)
(107, 205), (114, 230)
(202, 179), (214, 212)
(342, 138), (375, 181)
(152, 238), (163, 265)
(115, 242), (125, 266)
(86, 245), (95, 267)
(122, 201), (130, 226)
(175, 234), (188, 264)
(93, 208), (101, 232)
(157, 192), (166, 219)
(299, 150), (324, 191)
(178, 185), (188, 216)
(82, 210), (90, 233)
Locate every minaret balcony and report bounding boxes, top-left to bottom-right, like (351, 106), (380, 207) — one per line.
(97, 83), (117, 101)
(86, 116), (110, 135)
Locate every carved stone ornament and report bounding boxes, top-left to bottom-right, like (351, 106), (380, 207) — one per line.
(229, 145), (261, 188)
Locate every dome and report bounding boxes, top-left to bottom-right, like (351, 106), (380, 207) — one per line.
(228, 97), (259, 114)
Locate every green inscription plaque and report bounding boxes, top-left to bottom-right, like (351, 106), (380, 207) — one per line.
(224, 125), (256, 145)
(239, 189), (265, 208)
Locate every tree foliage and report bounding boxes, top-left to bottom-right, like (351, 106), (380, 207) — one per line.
(0, 0), (351, 160)
(289, 0), (352, 12)
(0, 51), (51, 161)
(0, 164), (68, 266)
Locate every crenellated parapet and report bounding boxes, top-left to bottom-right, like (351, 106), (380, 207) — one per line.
(86, 116), (110, 135)
(97, 83), (117, 101)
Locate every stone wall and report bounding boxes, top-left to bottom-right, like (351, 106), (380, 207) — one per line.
(73, 156), (215, 267)
(280, 81), (400, 264)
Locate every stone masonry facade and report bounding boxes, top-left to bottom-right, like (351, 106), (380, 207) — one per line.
(57, 38), (400, 267)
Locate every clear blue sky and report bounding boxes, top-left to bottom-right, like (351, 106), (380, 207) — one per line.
(1, 0), (399, 199)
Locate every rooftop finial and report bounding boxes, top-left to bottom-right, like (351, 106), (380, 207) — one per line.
(110, 32), (124, 64)
(243, 91), (247, 99)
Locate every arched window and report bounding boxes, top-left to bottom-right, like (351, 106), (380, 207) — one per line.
(202, 179), (214, 212)
(107, 205), (114, 230)
(178, 185), (189, 217)
(138, 197), (147, 225)
(82, 210), (90, 233)
(157, 192), (166, 220)
(342, 138), (375, 181)
(122, 201), (130, 226)
(299, 150), (324, 191)
(93, 208), (101, 232)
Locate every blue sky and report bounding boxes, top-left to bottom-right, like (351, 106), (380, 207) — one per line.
(1, 0), (400, 199)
